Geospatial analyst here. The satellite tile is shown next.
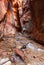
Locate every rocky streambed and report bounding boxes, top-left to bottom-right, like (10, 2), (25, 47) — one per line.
(0, 32), (44, 65)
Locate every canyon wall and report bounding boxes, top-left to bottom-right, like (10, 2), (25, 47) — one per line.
(0, 0), (44, 43)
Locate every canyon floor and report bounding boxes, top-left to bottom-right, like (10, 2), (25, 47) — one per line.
(0, 32), (44, 65)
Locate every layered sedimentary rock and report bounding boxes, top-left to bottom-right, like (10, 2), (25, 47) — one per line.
(0, 0), (22, 36)
(0, 0), (44, 43)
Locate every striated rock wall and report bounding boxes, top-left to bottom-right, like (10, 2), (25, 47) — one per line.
(0, 0), (44, 43)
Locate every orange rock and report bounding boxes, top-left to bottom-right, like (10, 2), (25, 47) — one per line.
(13, 48), (25, 60)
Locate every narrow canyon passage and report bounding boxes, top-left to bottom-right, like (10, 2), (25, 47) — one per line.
(0, 33), (44, 65)
(0, 0), (44, 65)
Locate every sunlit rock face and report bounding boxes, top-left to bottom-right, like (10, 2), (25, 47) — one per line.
(4, 10), (16, 36)
(0, 0), (8, 21)
(31, 0), (44, 43)
(0, 0), (8, 37)
(0, 0), (22, 36)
